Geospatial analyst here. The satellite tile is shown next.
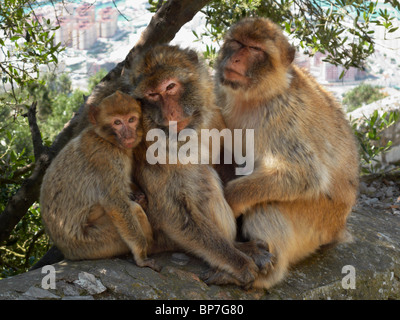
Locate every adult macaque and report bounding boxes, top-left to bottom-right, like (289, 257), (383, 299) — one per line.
(40, 91), (159, 271)
(126, 45), (272, 287)
(215, 17), (359, 288)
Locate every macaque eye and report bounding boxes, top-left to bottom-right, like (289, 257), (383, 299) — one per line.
(114, 119), (122, 125)
(231, 40), (244, 49)
(128, 116), (137, 123)
(249, 46), (262, 52)
(166, 83), (176, 91)
(147, 92), (159, 100)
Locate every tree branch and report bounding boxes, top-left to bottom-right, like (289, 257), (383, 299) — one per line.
(24, 102), (44, 161)
(125, 0), (211, 69)
(24, 228), (46, 268)
(0, 163), (35, 185)
(0, 102), (52, 244)
(0, 0), (210, 245)
(0, 107), (82, 244)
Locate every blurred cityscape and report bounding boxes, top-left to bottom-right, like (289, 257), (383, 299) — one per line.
(8, 0), (400, 100)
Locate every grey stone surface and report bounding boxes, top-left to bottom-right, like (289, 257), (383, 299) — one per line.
(0, 177), (399, 300)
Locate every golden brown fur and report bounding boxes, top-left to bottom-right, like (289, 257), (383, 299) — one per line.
(40, 91), (159, 271)
(73, 75), (132, 136)
(215, 18), (359, 288)
(127, 45), (271, 287)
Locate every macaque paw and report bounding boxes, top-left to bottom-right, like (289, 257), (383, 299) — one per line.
(136, 258), (161, 272)
(130, 192), (148, 211)
(235, 240), (274, 275)
(200, 268), (257, 290)
(200, 268), (242, 287)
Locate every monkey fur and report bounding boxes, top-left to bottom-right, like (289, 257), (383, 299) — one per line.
(126, 45), (272, 287)
(40, 91), (159, 271)
(215, 17), (359, 289)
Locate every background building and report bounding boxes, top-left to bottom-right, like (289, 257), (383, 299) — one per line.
(34, 3), (119, 50)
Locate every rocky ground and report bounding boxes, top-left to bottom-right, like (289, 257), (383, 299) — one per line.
(358, 173), (400, 217)
(0, 173), (399, 301)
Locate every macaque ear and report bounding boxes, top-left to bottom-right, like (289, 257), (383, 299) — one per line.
(88, 104), (99, 125)
(122, 48), (142, 75)
(186, 49), (199, 65)
(286, 45), (296, 65)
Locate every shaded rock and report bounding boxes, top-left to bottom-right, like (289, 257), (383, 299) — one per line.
(61, 295), (94, 300)
(73, 271), (107, 295)
(0, 194), (399, 300)
(171, 253), (191, 266)
(22, 286), (60, 300)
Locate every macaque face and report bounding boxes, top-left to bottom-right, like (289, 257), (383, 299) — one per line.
(130, 46), (205, 133)
(219, 38), (268, 89)
(110, 112), (140, 149)
(143, 77), (192, 132)
(216, 18), (295, 91)
(138, 76), (199, 133)
(89, 91), (143, 150)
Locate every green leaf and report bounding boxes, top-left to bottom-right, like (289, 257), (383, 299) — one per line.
(370, 110), (378, 126)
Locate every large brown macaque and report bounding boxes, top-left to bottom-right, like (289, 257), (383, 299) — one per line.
(215, 17), (359, 288)
(40, 91), (159, 271)
(126, 45), (271, 287)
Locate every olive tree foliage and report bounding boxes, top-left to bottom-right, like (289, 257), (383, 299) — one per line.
(0, 0), (64, 187)
(0, 0), (65, 277)
(0, 0), (63, 221)
(0, 0), (63, 104)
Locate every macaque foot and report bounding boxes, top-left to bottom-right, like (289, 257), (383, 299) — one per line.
(200, 268), (255, 290)
(235, 240), (274, 275)
(200, 254), (258, 288)
(135, 257), (162, 272)
(200, 268), (241, 287)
